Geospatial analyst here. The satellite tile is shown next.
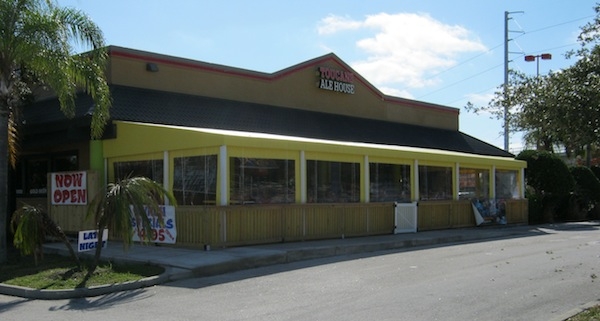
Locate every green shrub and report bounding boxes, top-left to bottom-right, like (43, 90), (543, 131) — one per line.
(590, 165), (600, 181)
(569, 166), (600, 220)
(516, 150), (575, 222)
(525, 186), (543, 224)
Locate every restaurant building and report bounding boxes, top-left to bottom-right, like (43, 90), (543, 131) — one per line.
(14, 46), (527, 248)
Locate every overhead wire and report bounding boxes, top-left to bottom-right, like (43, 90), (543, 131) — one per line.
(412, 14), (593, 105)
(416, 62), (504, 100)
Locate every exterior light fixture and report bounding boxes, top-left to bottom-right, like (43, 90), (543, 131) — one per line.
(146, 62), (159, 72)
(524, 53), (551, 76)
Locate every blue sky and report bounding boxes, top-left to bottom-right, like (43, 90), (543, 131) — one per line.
(57, 0), (597, 152)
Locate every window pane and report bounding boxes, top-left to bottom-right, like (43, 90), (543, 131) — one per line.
(53, 155), (78, 172)
(369, 163), (411, 202)
(114, 159), (163, 183)
(173, 155), (217, 205)
(419, 165), (452, 200)
(459, 168), (489, 200)
(14, 162), (23, 195)
(496, 170), (518, 199)
(307, 160), (360, 203)
(230, 158), (295, 204)
(17, 152), (78, 196)
(26, 159), (49, 195)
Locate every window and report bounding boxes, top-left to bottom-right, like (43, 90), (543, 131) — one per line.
(173, 155), (217, 205)
(459, 168), (489, 200)
(369, 163), (411, 202)
(496, 169), (518, 199)
(230, 157), (295, 204)
(53, 154), (78, 172)
(114, 159), (163, 183)
(25, 158), (49, 195)
(307, 160), (360, 203)
(16, 152), (78, 196)
(419, 165), (452, 200)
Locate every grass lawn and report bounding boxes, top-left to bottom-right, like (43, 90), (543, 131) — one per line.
(0, 248), (164, 290)
(567, 305), (600, 321)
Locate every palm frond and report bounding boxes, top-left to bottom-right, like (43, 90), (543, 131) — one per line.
(7, 107), (20, 169)
(87, 176), (177, 249)
(10, 205), (46, 256)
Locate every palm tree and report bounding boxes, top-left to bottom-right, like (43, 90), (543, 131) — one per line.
(0, 0), (111, 263)
(86, 176), (177, 277)
(11, 204), (81, 268)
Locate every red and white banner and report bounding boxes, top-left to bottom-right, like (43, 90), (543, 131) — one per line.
(50, 171), (87, 205)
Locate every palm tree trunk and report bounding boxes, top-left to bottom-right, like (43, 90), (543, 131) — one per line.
(41, 211), (81, 269)
(87, 225), (106, 278)
(0, 110), (8, 263)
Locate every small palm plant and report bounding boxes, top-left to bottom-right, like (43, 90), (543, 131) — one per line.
(86, 176), (176, 277)
(11, 204), (81, 268)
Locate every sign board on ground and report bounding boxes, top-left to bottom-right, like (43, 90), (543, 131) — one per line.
(131, 205), (176, 244)
(78, 229), (108, 252)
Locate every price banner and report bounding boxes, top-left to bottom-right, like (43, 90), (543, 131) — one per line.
(131, 205), (176, 244)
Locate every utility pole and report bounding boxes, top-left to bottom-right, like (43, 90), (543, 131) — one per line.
(504, 11), (509, 152)
(504, 11), (524, 152)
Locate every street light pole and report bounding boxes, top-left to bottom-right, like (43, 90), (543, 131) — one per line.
(524, 53), (552, 76)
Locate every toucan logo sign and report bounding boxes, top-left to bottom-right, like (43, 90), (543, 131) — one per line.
(317, 66), (355, 94)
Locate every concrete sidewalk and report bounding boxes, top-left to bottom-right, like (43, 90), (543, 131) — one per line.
(3, 222), (592, 300)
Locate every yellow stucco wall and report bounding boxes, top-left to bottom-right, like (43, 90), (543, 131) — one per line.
(107, 46), (459, 130)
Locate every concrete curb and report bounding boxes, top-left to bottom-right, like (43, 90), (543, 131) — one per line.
(549, 300), (600, 321)
(0, 267), (172, 300)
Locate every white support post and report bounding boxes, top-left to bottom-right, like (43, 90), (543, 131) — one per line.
(219, 145), (228, 206)
(364, 155), (370, 203)
(413, 159), (419, 202)
(163, 150), (170, 205)
(520, 167), (525, 198)
(491, 165), (497, 200)
(300, 150), (306, 203)
(455, 162), (460, 201)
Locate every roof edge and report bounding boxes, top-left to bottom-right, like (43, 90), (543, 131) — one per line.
(107, 46), (458, 115)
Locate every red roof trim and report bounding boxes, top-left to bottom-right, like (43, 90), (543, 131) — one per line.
(109, 47), (458, 115)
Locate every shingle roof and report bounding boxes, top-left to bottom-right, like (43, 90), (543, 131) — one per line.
(23, 85), (513, 157)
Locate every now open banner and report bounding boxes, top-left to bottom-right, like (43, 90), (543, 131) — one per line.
(50, 171), (87, 205)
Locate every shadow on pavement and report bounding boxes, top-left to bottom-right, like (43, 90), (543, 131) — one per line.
(162, 224), (554, 291)
(48, 288), (153, 311)
(0, 297), (32, 314)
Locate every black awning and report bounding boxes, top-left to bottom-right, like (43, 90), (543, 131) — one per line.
(23, 85), (513, 158)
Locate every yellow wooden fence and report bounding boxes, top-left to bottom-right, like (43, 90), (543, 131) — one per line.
(417, 199), (529, 231)
(44, 199), (528, 248)
(174, 203), (394, 248)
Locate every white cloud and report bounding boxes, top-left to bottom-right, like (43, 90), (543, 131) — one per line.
(317, 15), (363, 35)
(465, 92), (495, 106)
(378, 86), (414, 99)
(318, 12), (487, 95)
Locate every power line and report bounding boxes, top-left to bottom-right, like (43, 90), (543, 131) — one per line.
(521, 15), (593, 36)
(444, 84), (500, 106)
(414, 15), (592, 105)
(444, 42), (579, 106)
(416, 62), (504, 100)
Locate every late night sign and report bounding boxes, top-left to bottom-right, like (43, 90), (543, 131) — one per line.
(317, 66), (355, 94)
